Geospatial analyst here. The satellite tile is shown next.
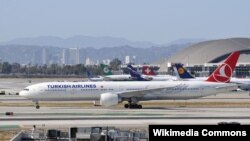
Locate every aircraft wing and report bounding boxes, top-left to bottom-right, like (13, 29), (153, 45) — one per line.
(115, 87), (166, 98)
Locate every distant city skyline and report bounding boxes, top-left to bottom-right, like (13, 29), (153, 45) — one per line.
(1, 0), (250, 44)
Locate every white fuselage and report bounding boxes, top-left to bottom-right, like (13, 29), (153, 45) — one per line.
(19, 81), (237, 102)
(145, 75), (177, 81)
(103, 75), (132, 81)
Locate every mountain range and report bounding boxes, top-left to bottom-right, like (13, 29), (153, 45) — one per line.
(0, 44), (192, 65)
(0, 36), (204, 65)
(0, 35), (205, 49)
(0, 35), (158, 49)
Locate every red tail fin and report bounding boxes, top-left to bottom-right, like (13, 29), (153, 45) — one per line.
(142, 66), (156, 75)
(206, 51), (240, 83)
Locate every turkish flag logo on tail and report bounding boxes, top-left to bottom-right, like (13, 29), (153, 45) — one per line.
(206, 51), (240, 83)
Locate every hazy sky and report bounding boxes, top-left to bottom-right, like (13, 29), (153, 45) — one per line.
(1, 0), (250, 44)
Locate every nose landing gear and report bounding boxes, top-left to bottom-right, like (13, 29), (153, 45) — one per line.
(35, 102), (40, 109)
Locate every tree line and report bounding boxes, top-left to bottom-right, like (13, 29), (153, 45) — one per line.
(0, 58), (122, 77)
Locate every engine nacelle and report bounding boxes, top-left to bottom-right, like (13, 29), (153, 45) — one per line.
(100, 93), (121, 107)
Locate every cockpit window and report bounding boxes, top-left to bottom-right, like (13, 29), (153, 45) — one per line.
(24, 88), (29, 91)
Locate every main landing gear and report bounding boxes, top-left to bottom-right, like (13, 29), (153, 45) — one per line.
(35, 101), (40, 109)
(124, 103), (142, 109)
(124, 97), (142, 109)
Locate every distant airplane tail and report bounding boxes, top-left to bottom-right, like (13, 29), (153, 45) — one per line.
(86, 70), (103, 81)
(172, 63), (194, 79)
(206, 51), (240, 83)
(127, 64), (137, 71)
(100, 64), (113, 75)
(142, 66), (156, 76)
(127, 65), (141, 78)
(127, 65), (149, 81)
(86, 70), (94, 80)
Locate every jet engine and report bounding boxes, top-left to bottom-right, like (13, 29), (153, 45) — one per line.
(100, 93), (121, 107)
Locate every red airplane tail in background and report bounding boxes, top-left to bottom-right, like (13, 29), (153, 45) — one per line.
(142, 66), (156, 76)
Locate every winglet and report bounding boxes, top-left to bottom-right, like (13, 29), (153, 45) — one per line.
(206, 51), (240, 83)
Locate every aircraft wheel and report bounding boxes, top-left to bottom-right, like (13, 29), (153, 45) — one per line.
(129, 104), (135, 109)
(124, 104), (129, 108)
(128, 104), (142, 109)
(36, 105), (40, 109)
(138, 105), (142, 109)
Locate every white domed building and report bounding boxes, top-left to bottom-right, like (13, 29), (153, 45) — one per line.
(160, 38), (250, 77)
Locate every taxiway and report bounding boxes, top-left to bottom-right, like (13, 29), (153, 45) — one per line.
(1, 107), (250, 128)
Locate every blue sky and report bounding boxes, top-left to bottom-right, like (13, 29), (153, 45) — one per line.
(0, 0), (250, 44)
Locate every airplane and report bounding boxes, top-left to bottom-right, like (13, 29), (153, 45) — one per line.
(88, 64), (132, 81)
(19, 51), (240, 109)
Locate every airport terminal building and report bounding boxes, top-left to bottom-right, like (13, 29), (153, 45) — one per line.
(160, 38), (250, 77)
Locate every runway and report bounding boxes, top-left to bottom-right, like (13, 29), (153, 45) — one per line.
(1, 107), (250, 127)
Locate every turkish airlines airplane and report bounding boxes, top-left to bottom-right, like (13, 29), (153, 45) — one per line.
(19, 52), (240, 109)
